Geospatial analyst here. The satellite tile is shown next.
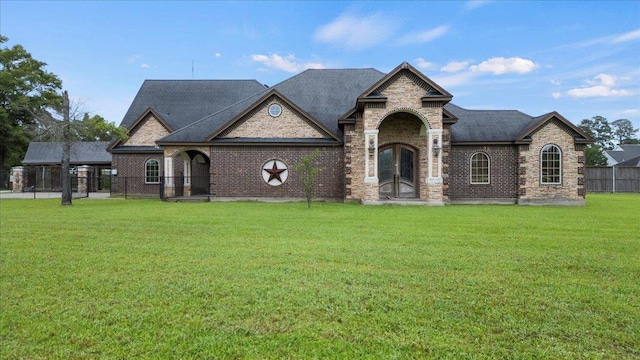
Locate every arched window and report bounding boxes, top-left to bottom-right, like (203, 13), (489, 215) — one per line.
(470, 152), (490, 184)
(145, 159), (160, 184)
(540, 145), (561, 184)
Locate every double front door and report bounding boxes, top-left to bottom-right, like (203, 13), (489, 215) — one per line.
(378, 145), (417, 199)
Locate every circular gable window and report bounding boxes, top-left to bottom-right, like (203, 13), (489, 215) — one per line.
(268, 104), (282, 117)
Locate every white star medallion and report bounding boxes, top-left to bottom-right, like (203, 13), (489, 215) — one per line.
(262, 160), (288, 186)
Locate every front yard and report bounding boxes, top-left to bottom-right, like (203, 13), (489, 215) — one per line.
(1, 194), (638, 358)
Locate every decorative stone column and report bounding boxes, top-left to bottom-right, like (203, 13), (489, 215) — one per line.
(183, 155), (191, 197)
(11, 166), (25, 192)
(427, 129), (444, 205)
(77, 165), (91, 195)
(164, 156), (174, 198)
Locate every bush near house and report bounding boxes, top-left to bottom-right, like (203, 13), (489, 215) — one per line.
(1, 194), (638, 358)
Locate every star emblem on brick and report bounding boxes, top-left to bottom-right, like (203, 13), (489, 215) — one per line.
(262, 160), (288, 186)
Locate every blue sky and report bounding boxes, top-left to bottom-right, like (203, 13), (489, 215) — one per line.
(2, 1), (639, 134)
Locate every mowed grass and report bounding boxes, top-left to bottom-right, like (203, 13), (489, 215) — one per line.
(0, 194), (639, 359)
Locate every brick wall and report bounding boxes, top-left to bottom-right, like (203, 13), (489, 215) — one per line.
(111, 153), (164, 196)
(210, 146), (344, 199)
(448, 145), (519, 200)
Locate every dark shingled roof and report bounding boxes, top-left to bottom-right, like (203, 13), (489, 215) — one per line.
(445, 103), (537, 142)
(119, 80), (268, 130)
(158, 91), (268, 143)
(605, 144), (640, 164)
(23, 141), (112, 165)
(272, 68), (386, 136)
(121, 67), (581, 146)
(158, 68), (386, 143)
(615, 155), (640, 167)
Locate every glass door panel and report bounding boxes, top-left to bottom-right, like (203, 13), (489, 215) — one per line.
(378, 145), (416, 199)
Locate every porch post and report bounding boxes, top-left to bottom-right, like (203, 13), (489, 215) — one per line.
(183, 157), (191, 196)
(164, 156), (174, 197)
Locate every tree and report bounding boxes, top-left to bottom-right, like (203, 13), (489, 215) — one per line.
(0, 36), (62, 186)
(584, 144), (608, 166)
(75, 113), (127, 141)
(579, 116), (614, 150)
(611, 119), (639, 145)
(294, 149), (322, 209)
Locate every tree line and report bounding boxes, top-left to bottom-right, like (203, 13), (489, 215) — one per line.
(578, 116), (639, 166)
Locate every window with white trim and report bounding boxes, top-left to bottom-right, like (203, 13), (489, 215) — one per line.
(540, 145), (561, 184)
(145, 159), (160, 184)
(470, 152), (490, 184)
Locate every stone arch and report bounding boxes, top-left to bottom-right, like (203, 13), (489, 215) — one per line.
(376, 107), (430, 131)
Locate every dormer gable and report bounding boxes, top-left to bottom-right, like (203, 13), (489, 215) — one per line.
(207, 89), (341, 142)
(356, 61), (452, 111)
(108, 108), (172, 150)
(517, 112), (593, 144)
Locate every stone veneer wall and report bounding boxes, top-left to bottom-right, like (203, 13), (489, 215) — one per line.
(347, 71), (444, 203)
(222, 98), (328, 139)
(124, 116), (170, 146)
(210, 146), (344, 199)
(448, 145), (519, 201)
(518, 120), (586, 204)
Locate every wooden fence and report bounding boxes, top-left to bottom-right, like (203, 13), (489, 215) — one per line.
(586, 166), (640, 192)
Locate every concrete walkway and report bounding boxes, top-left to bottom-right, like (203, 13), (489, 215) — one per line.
(0, 191), (113, 200)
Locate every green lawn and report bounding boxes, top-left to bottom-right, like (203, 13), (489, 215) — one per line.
(1, 194), (639, 358)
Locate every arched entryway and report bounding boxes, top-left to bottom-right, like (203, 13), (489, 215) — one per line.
(173, 150), (210, 197)
(376, 111), (427, 200)
(378, 144), (417, 199)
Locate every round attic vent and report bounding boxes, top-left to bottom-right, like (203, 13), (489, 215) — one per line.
(268, 103), (282, 117)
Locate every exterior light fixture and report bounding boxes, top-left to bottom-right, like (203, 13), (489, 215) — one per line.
(433, 138), (441, 157)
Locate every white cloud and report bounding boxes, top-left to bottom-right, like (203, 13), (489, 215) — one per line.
(612, 29), (640, 44)
(414, 58), (437, 70)
(441, 61), (469, 73)
(250, 54), (325, 73)
(567, 73), (634, 98)
(431, 71), (478, 88)
(398, 25), (449, 45)
(550, 79), (562, 86)
(140, 63), (150, 69)
(552, 92), (562, 99)
(215, 52), (222, 58)
(589, 73), (617, 87)
(469, 57), (539, 75)
(567, 86), (632, 98)
(314, 12), (397, 50)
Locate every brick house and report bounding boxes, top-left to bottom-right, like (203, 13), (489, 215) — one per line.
(108, 61), (592, 205)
